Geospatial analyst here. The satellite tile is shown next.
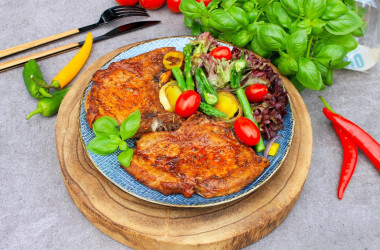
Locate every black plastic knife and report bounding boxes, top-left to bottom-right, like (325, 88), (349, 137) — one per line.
(0, 21), (161, 73)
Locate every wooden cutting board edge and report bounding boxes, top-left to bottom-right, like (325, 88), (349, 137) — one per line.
(56, 38), (312, 249)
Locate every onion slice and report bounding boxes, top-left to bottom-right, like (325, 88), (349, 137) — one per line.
(263, 135), (282, 158)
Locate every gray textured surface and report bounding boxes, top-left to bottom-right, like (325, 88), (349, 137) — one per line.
(0, 0), (379, 249)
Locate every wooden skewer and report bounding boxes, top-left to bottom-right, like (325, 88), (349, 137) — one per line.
(0, 42), (79, 73)
(0, 29), (79, 59)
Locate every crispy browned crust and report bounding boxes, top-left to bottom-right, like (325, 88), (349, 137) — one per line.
(85, 47), (184, 137)
(124, 113), (270, 198)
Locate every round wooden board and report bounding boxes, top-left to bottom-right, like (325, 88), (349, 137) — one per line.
(56, 38), (312, 249)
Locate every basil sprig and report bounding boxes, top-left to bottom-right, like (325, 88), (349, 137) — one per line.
(86, 110), (141, 168)
(179, 0), (366, 92)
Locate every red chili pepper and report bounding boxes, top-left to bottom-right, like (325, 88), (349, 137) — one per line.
(333, 124), (358, 199)
(322, 107), (380, 172)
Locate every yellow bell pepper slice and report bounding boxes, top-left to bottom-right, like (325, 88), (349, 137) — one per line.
(163, 51), (184, 69)
(51, 32), (93, 89)
(268, 142), (280, 156)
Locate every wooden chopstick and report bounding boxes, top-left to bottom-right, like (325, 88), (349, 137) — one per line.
(0, 29), (79, 59)
(0, 42), (80, 73)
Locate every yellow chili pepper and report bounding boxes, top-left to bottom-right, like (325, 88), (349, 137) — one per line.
(163, 51), (184, 69)
(51, 32), (93, 89)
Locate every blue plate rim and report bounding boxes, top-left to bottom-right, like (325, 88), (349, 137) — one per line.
(78, 36), (295, 208)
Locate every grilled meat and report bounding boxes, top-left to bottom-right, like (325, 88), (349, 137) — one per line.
(124, 113), (270, 198)
(85, 47), (184, 137)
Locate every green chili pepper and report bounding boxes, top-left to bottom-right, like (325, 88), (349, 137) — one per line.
(26, 87), (70, 120)
(23, 59), (52, 99)
(199, 102), (227, 118)
(231, 51), (248, 89)
(235, 88), (265, 152)
(172, 67), (187, 91)
(183, 43), (195, 91)
(195, 67), (219, 105)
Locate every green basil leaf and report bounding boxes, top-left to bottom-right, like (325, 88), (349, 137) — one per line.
(191, 21), (202, 35)
(247, 9), (260, 23)
(92, 116), (119, 138)
(179, 0), (204, 19)
(210, 9), (241, 32)
(221, 0), (237, 10)
(207, 0), (222, 10)
(242, 2), (256, 12)
(250, 37), (272, 58)
(257, 0), (270, 8)
(227, 6), (249, 27)
(281, 0), (304, 17)
(201, 25), (220, 38)
(257, 23), (288, 50)
(304, 0), (327, 20)
(325, 10), (363, 35)
(314, 44), (347, 67)
(278, 57), (298, 75)
(315, 61), (333, 85)
(184, 16), (194, 28)
(232, 29), (253, 47)
(332, 60), (351, 69)
(118, 140), (128, 151)
(325, 68), (333, 85)
(311, 19), (326, 35)
(290, 76), (306, 92)
(118, 148), (134, 168)
(289, 19), (301, 34)
(296, 57), (324, 90)
(120, 110), (141, 140)
(316, 34), (358, 52)
(352, 25), (366, 37)
(264, 4), (282, 26)
(320, 0), (348, 20)
(273, 2), (293, 29)
(286, 29), (307, 58)
(297, 20), (312, 34)
(87, 137), (119, 155)
(344, 0), (356, 10)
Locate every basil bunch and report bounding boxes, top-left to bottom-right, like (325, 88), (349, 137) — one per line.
(179, 0), (366, 91)
(86, 110), (141, 167)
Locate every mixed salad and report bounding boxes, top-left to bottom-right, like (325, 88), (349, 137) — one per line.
(159, 32), (289, 156)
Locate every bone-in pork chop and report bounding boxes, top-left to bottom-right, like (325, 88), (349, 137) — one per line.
(85, 47), (184, 137)
(123, 113), (270, 198)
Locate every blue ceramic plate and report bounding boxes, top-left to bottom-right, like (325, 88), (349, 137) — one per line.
(79, 37), (294, 207)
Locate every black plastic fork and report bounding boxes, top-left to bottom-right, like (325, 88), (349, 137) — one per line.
(78, 6), (149, 32)
(0, 6), (149, 59)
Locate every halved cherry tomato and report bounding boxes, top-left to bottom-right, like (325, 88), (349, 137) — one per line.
(115, 0), (139, 5)
(175, 90), (201, 118)
(163, 51), (184, 69)
(196, 0), (212, 7)
(167, 0), (181, 13)
(234, 117), (260, 146)
(245, 84), (269, 103)
(209, 46), (232, 60)
(139, 0), (165, 10)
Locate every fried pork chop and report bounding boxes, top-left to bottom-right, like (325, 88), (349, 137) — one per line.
(124, 113), (270, 198)
(85, 47), (184, 137)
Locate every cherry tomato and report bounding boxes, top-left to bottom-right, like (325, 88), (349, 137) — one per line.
(139, 0), (165, 10)
(115, 0), (139, 5)
(195, 0), (212, 7)
(175, 90), (201, 118)
(245, 84), (269, 103)
(209, 46), (232, 60)
(167, 0), (181, 12)
(234, 117), (261, 146)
